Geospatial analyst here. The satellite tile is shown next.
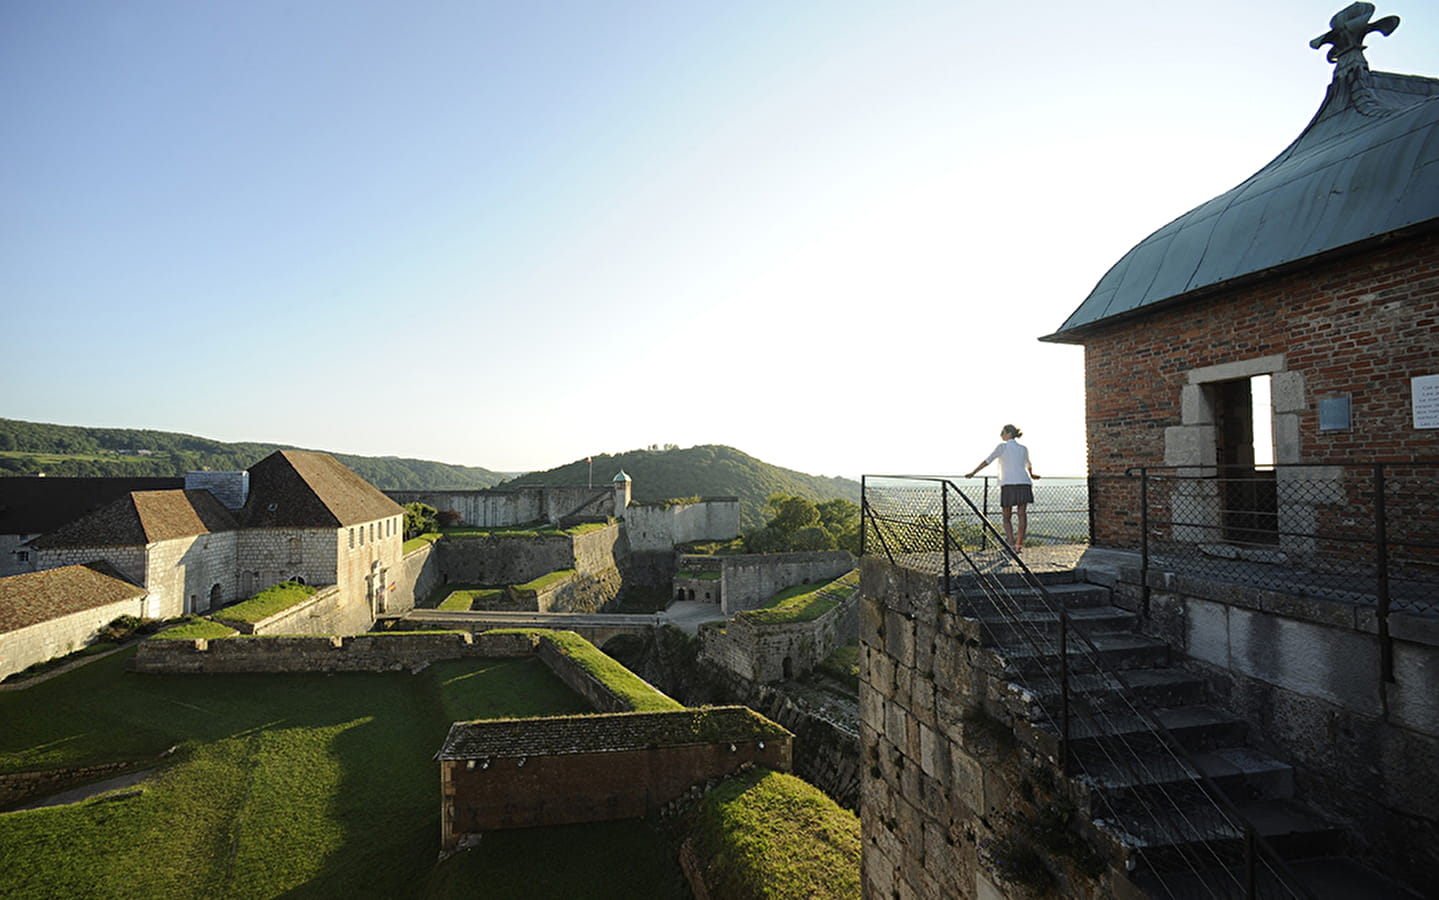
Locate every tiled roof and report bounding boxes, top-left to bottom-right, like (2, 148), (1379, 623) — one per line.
(0, 561), (145, 634)
(1046, 26), (1439, 342)
(242, 450), (402, 528)
(29, 490), (237, 549)
(436, 706), (790, 760)
(0, 477), (185, 536)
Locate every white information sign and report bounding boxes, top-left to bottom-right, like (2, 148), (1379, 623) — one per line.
(1415, 374), (1439, 429)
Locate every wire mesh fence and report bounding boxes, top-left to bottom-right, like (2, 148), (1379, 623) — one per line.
(1129, 463), (1439, 616)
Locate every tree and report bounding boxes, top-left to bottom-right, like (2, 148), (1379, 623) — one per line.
(404, 502), (437, 538)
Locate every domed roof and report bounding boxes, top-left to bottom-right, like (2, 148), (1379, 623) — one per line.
(1045, 5), (1439, 343)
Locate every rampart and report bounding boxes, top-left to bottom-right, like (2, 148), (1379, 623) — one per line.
(386, 486), (613, 528)
(699, 585), (859, 684)
(624, 498), (740, 552)
(715, 551), (855, 615)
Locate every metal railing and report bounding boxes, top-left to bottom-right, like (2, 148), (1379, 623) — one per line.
(1125, 462), (1439, 684)
(862, 475), (1315, 899)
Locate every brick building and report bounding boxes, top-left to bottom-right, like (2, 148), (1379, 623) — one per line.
(436, 705), (792, 850)
(1042, 5), (1438, 550)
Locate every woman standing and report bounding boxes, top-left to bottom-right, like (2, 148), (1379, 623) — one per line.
(965, 424), (1039, 552)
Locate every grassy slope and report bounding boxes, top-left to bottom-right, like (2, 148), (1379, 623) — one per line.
(694, 768), (861, 899)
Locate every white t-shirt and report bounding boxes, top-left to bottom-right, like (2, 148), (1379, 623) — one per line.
(983, 439), (1032, 486)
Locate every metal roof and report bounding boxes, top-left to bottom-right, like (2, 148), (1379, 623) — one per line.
(1045, 8), (1439, 343)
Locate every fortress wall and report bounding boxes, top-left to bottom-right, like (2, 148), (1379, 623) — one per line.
(625, 499), (740, 553)
(698, 589), (859, 684)
(386, 487), (616, 528)
(719, 551), (854, 615)
(434, 534), (575, 586)
(387, 541), (441, 614)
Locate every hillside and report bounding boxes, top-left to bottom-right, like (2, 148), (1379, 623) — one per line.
(498, 445), (860, 532)
(0, 418), (508, 491)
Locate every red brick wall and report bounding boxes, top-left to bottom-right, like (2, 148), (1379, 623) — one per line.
(441, 739), (792, 844)
(1081, 231), (1439, 545)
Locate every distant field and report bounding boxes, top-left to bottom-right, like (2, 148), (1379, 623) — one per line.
(0, 649), (691, 898)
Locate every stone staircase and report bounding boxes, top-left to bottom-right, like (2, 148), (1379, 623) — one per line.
(953, 571), (1421, 900)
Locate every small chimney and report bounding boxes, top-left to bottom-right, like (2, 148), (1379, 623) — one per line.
(185, 470), (250, 510)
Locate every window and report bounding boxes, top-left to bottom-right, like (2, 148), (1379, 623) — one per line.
(348, 528), (354, 549)
(16, 551), (28, 563)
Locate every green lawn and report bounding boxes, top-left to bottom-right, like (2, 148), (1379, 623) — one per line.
(693, 768), (861, 899)
(739, 570), (858, 626)
(0, 650), (617, 898)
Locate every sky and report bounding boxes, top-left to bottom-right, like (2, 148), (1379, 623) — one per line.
(4, 1), (1437, 480)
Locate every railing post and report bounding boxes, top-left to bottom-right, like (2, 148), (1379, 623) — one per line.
(860, 476), (868, 558)
(1139, 469), (1151, 618)
(1245, 824), (1257, 899)
(1375, 465), (1394, 688)
(942, 483), (952, 594)
(981, 477), (991, 551)
(1059, 608), (1071, 777)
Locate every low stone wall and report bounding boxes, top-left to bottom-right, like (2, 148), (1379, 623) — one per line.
(131, 630), (536, 674)
(0, 759), (149, 810)
(536, 637), (631, 712)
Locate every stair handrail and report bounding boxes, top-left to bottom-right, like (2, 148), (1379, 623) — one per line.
(862, 475), (1319, 899)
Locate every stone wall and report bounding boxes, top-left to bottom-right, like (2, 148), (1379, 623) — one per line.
(387, 542), (441, 615)
(220, 584), (380, 637)
(718, 551), (855, 615)
(0, 595), (147, 681)
(1094, 551), (1439, 888)
(440, 736), (790, 839)
(625, 499), (740, 553)
(35, 545), (146, 594)
(143, 532), (240, 618)
(433, 534), (576, 587)
(858, 556), (1118, 900)
(386, 486), (614, 528)
(699, 591), (858, 684)
(132, 629), (541, 675)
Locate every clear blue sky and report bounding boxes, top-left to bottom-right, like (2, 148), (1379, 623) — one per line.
(4, 1), (1436, 478)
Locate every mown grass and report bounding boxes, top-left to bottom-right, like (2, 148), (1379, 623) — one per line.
(491, 630), (684, 713)
(216, 581), (316, 625)
(738, 570), (858, 626)
(403, 532), (442, 553)
(436, 587), (505, 611)
(153, 619), (240, 641)
(513, 568), (574, 597)
(0, 648), (611, 898)
(693, 768), (861, 899)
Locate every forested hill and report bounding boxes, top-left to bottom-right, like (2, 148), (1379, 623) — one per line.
(0, 418), (508, 490)
(498, 445), (860, 532)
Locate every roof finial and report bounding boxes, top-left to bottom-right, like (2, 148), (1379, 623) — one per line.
(1310, 3), (1399, 67)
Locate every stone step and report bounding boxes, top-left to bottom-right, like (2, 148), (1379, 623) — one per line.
(982, 630), (1171, 680)
(952, 582), (1114, 618)
(1099, 798), (1346, 885)
(1076, 745), (1296, 819)
(1017, 704), (1249, 763)
(995, 667), (1209, 724)
(968, 604), (1138, 645)
(1129, 856), (1427, 900)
